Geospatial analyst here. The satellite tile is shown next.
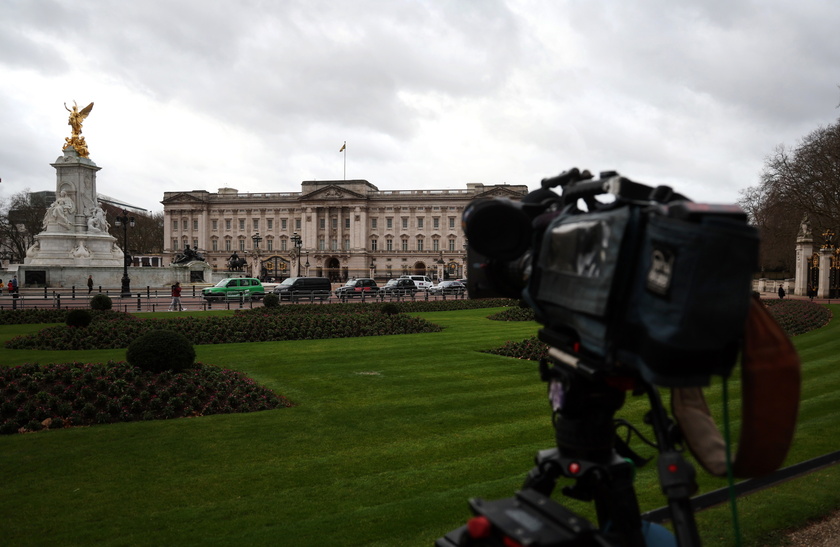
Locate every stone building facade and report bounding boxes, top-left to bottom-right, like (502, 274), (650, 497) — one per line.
(162, 179), (528, 282)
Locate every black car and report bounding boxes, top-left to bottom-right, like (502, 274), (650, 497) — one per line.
(334, 278), (379, 299)
(428, 280), (466, 295)
(273, 277), (332, 301)
(379, 278), (418, 297)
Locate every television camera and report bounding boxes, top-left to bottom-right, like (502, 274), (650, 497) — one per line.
(437, 168), (764, 547)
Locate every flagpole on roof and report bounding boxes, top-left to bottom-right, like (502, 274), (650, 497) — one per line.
(339, 141), (346, 180)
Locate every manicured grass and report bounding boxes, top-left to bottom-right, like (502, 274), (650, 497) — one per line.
(0, 306), (838, 546)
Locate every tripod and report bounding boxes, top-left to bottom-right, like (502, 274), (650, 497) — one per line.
(518, 355), (702, 547)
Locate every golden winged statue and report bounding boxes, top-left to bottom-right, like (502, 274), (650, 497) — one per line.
(63, 101), (94, 157)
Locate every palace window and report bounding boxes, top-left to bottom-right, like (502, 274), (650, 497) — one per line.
(371, 239), (378, 251)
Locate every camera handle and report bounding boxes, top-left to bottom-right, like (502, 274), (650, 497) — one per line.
(523, 360), (702, 546)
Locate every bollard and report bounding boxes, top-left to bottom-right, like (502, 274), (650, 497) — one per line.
(239, 293), (244, 308)
(56, 293), (61, 309)
(44, 287), (48, 298)
(136, 293), (141, 311)
(72, 286), (76, 299)
(147, 286), (151, 298)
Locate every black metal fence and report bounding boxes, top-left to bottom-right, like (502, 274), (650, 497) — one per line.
(0, 287), (469, 313)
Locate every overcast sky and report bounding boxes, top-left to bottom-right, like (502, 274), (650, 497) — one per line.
(2, 0), (839, 213)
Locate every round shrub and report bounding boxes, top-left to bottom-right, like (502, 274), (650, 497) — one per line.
(126, 329), (196, 373)
(263, 293), (280, 308)
(66, 309), (92, 328)
(380, 303), (400, 316)
(90, 294), (112, 311)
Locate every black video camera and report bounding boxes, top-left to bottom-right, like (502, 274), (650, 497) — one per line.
(464, 168), (759, 388)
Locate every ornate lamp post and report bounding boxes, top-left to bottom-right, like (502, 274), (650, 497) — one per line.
(251, 232), (263, 279)
(114, 209), (135, 297)
(290, 232), (302, 277)
(370, 259), (376, 279)
(304, 252), (310, 277)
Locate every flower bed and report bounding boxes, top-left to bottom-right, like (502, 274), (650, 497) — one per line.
(0, 361), (293, 435)
(761, 299), (832, 335)
(486, 299), (833, 361)
(6, 311), (442, 351)
(487, 307), (535, 322)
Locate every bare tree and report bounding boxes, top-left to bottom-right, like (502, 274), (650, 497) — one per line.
(0, 190), (49, 263)
(739, 117), (840, 274)
(99, 203), (164, 256)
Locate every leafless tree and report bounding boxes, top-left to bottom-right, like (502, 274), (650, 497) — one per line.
(739, 117), (840, 274)
(0, 190), (49, 263)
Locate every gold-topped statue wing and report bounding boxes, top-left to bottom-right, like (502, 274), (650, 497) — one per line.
(63, 101), (94, 157)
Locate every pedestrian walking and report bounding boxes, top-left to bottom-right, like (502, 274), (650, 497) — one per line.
(778, 284), (786, 299)
(87, 275), (94, 294)
(169, 282), (185, 311)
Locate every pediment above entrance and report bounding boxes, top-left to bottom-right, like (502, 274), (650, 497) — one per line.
(301, 184), (367, 201)
(472, 186), (528, 200)
(161, 192), (209, 205)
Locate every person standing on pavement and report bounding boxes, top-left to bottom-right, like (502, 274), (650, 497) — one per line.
(169, 282), (185, 311)
(87, 275), (94, 294)
(778, 284), (786, 299)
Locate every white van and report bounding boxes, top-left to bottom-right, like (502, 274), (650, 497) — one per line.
(400, 275), (433, 291)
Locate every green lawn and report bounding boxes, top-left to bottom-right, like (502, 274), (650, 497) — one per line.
(0, 307), (838, 546)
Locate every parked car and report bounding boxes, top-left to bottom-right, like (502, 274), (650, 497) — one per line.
(202, 278), (265, 301)
(379, 278), (419, 297)
(334, 278), (379, 299)
(399, 275), (433, 291)
(428, 280), (466, 295)
(273, 277), (332, 301)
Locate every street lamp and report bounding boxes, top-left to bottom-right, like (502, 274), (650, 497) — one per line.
(304, 252), (310, 277)
(290, 232), (302, 276)
(251, 232), (262, 279)
(114, 209), (135, 297)
(370, 259), (375, 279)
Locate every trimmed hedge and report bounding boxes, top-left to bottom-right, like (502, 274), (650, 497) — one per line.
(126, 330), (196, 373)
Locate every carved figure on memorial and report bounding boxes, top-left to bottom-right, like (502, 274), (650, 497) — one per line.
(63, 101), (94, 158)
(86, 206), (110, 233)
(70, 242), (91, 259)
(42, 190), (75, 230)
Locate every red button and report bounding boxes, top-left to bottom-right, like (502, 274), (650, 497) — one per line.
(467, 516), (492, 539)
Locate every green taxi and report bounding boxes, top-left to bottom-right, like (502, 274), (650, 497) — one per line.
(201, 278), (265, 301)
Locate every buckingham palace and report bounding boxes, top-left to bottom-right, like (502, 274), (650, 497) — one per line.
(162, 179), (528, 282)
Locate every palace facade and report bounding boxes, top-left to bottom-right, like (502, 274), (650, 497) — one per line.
(161, 179), (528, 282)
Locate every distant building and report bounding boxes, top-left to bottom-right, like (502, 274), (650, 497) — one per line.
(162, 179), (528, 281)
